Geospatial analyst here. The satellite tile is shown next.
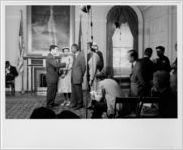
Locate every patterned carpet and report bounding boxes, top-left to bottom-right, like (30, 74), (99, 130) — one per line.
(6, 91), (92, 119)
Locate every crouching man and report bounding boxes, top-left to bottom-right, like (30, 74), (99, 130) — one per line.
(89, 73), (124, 118)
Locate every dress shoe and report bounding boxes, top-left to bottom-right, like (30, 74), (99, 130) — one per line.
(60, 101), (67, 107)
(65, 101), (71, 107)
(69, 104), (77, 108)
(86, 106), (94, 110)
(74, 105), (83, 110)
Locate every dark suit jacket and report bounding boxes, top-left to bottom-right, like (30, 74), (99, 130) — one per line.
(9, 66), (18, 77)
(151, 88), (177, 118)
(154, 55), (171, 72)
(138, 57), (154, 84)
(71, 51), (86, 84)
(6, 65), (18, 81)
(46, 53), (66, 84)
(130, 58), (153, 96)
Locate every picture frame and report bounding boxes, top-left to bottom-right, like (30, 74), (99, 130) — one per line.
(27, 5), (75, 55)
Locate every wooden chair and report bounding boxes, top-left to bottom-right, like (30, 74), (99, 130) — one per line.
(137, 97), (160, 118)
(114, 97), (160, 118)
(114, 97), (140, 118)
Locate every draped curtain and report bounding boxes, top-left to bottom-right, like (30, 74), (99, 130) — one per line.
(106, 6), (138, 76)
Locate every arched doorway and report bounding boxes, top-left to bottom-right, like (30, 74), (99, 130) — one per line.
(106, 6), (143, 77)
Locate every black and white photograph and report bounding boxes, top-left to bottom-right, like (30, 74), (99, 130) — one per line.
(1, 0), (183, 149)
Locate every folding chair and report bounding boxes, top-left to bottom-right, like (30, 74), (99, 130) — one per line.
(114, 97), (140, 118)
(137, 97), (160, 118)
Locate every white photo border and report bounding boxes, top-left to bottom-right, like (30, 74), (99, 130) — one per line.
(1, 0), (183, 149)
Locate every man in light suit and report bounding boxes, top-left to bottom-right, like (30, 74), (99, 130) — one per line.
(71, 44), (86, 110)
(46, 45), (66, 108)
(128, 50), (139, 97)
(128, 50), (140, 114)
(87, 42), (100, 91)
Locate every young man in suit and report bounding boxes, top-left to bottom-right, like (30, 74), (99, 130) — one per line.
(71, 44), (86, 110)
(138, 48), (154, 96)
(46, 45), (66, 108)
(154, 46), (171, 72)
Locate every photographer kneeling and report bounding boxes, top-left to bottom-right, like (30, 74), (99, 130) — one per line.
(89, 73), (124, 118)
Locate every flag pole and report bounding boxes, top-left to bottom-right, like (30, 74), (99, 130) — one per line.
(79, 12), (88, 118)
(18, 10), (25, 94)
(21, 10), (24, 94)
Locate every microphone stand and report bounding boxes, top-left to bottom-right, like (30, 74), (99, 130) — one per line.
(85, 6), (94, 119)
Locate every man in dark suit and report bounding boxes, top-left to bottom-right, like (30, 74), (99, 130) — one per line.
(151, 71), (177, 118)
(129, 49), (154, 97)
(5, 61), (18, 83)
(138, 48), (154, 96)
(46, 45), (66, 108)
(154, 46), (171, 72)
(71, 44), (86, 110)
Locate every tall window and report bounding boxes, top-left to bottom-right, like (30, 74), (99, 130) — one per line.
(106, 6), (138, 77)
(112, 22), (133, 76)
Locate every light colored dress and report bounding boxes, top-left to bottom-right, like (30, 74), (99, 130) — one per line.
(57, 55), (73, 93)
(88, 52), (100, 91)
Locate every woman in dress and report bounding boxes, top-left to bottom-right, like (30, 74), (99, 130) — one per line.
(58, 47), (73, 106)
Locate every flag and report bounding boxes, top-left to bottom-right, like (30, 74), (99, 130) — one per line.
(17, 10), (24, 73)
(78, 14), (83, 51)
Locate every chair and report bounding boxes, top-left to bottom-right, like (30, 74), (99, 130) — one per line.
(114, 97), (140, 118)
(114, 97), (160, 118)
(6, 80), (15, 95)
(137, 97), (160, 118)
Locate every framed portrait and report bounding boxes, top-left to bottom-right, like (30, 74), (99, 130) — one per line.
(27, 6), (75, 55)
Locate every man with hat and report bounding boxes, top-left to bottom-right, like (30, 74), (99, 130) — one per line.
(92, 42), (104, 72)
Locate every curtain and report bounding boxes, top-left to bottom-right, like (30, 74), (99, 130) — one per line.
(106, 6), (138, 76)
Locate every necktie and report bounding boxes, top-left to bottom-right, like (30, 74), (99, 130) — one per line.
(74, 54), (77, 62)
(130, 63), (134, 78)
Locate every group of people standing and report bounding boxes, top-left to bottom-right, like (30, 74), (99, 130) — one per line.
(46, 44), (85, 110)
(45, 41), (177, 118)
(90, 44), (177, 118)
(128, 44), (177, 117)
(46, 42), (104, 110)
(128, 45), (177, 97)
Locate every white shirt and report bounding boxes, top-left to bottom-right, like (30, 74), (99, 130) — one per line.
(75, 51), (79, 58)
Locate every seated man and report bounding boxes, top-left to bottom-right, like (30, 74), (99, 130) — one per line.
(90, 73), (124, 118)
(5, 61), (18, 87)
(151, 71), (177, 118)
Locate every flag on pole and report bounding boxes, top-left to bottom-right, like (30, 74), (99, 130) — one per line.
(17, 10), (24, 73)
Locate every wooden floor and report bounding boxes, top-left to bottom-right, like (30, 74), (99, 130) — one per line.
(5, 91), (92, 119)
